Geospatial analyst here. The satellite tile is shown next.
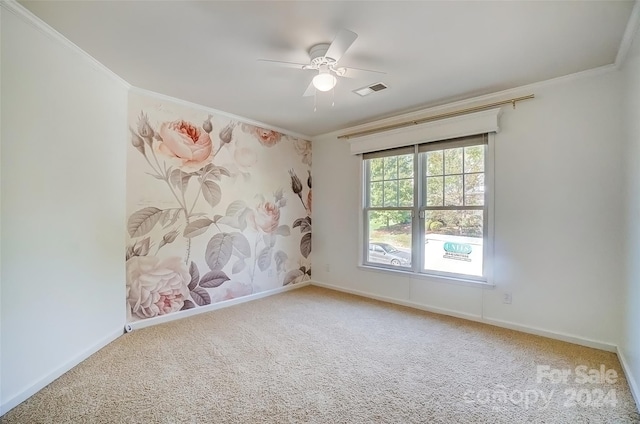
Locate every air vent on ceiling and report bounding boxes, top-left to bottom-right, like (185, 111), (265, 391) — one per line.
(354, 82), (388, 97)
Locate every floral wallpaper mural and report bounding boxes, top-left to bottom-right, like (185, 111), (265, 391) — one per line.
(126, 93), (312, 322)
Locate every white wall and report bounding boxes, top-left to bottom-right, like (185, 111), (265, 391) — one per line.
(313, 68), (625, 350)
(0, 5), (128, 413)
(622, 23), (640, 405)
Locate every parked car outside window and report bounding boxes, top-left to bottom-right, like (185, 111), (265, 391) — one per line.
(368, 242), (411, 266)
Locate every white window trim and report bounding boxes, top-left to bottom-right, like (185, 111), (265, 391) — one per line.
(356, 109), (499, 286)
(348, 108), (501, 155)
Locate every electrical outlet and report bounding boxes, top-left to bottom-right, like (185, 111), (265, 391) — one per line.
(503, 292), (512, 304)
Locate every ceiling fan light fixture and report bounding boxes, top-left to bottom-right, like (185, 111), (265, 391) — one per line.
(312, 72), (337, 92)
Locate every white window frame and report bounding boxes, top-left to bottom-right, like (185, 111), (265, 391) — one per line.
(362, 146), (416, 272)
(360, 134), (495, 284)
(350, 109), (501, 285)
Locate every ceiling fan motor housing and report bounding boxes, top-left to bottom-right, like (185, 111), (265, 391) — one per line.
(309, 43), (332, 64)
(307, 43), (346, 76)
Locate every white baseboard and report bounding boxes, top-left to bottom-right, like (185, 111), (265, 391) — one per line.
(310, 280), (617, 353)
(617, 347), (640, 411)
(311, 280), (483, 322)
(0, 327), (123, 416)
(127, 281), (311, 332)
(482, 317), (617, 353)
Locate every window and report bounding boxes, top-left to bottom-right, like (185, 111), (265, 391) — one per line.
(363, 134), (491, 283)
(364, 147), (414, 270)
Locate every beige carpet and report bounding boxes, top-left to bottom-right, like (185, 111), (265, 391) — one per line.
(2, 286), (638, 423)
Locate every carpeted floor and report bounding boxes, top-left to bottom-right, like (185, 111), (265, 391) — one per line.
(2, 286), (639, 423)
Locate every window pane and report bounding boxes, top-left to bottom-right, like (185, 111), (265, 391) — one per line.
(397, 154), (414, 179)
(426, 176), (443, 207)
(464, 145), (484, 173)
(384, 156), (398, 180)
(424, 210), (483, 277)
(383, 181), (398, 207)
(368, 210), (412, 268)
(370, 181), (383, 207)
(444, 175), (463, 206)
(464, 173), (484, 206)
(398, 179), (414, 207)
(426, 151), (443, 176)
(444, 148), (463, 174)
(370, 158), (384, 181)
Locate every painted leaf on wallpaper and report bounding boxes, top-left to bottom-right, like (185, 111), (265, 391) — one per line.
(137, 237), (151, 255)
(274, 250), (288, 273)
(230, 232), (251, 258)
(181, 300), (196, 311)
(275, 225), (291, 237)
(170, 169), (193, 192)
(226, 200), (247, 217)
(190, 286), (211, 306)
(201, 163), (231, 181)
(283, 269), (304, 286)
(225, 200), (254, 230)
(293, 216), (312, 234)
(205, 233), (234, 270)
(188, 261), (200, 291)
(263, 234), (277, 248)
(199, 270), (230, 288)
(161, 209), (183, 229)
(237, 212), (249, 231)
(257, 249), (272, 272)
(215, 215), (245, 231)
(232, 258), (246, 274)
(258, 246), (273, 271)
(300, 233), (312, 258)
(184, 218), (214, 238)
(128, 207), (164, 237)
(201, 180), (222, 208)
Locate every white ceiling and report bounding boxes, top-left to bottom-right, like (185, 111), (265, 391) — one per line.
(20, 1), (636, 137)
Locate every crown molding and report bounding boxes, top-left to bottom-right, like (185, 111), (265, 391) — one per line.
(0, 0), (131, 89)
(615, 0), (640, 69)
(129, 86), (312, 141)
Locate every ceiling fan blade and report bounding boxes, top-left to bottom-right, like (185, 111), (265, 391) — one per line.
(340, 66), (387, 79)
(303, 81), (316, 97)
(325, 29), (358, 64)
(257, 59), (309, 70)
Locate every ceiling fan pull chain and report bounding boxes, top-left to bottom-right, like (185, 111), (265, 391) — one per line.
(332, 86), (335, 107)
(314, 90), (317, 112)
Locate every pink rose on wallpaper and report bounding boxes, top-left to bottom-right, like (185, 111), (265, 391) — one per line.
(211, 281), (253, 303)
(126, 256), (190, 319)
(234, 146), (257, 168)
(248, 201), (281, 233)
(294, 139), (312, 166)
(242, 124), (282, 147)
(157, 120), (213, 170)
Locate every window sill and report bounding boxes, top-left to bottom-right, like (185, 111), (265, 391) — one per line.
(357, 264), (495, 289)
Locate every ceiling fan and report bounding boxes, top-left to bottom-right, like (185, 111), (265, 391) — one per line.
(258, 29), (385, 97)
